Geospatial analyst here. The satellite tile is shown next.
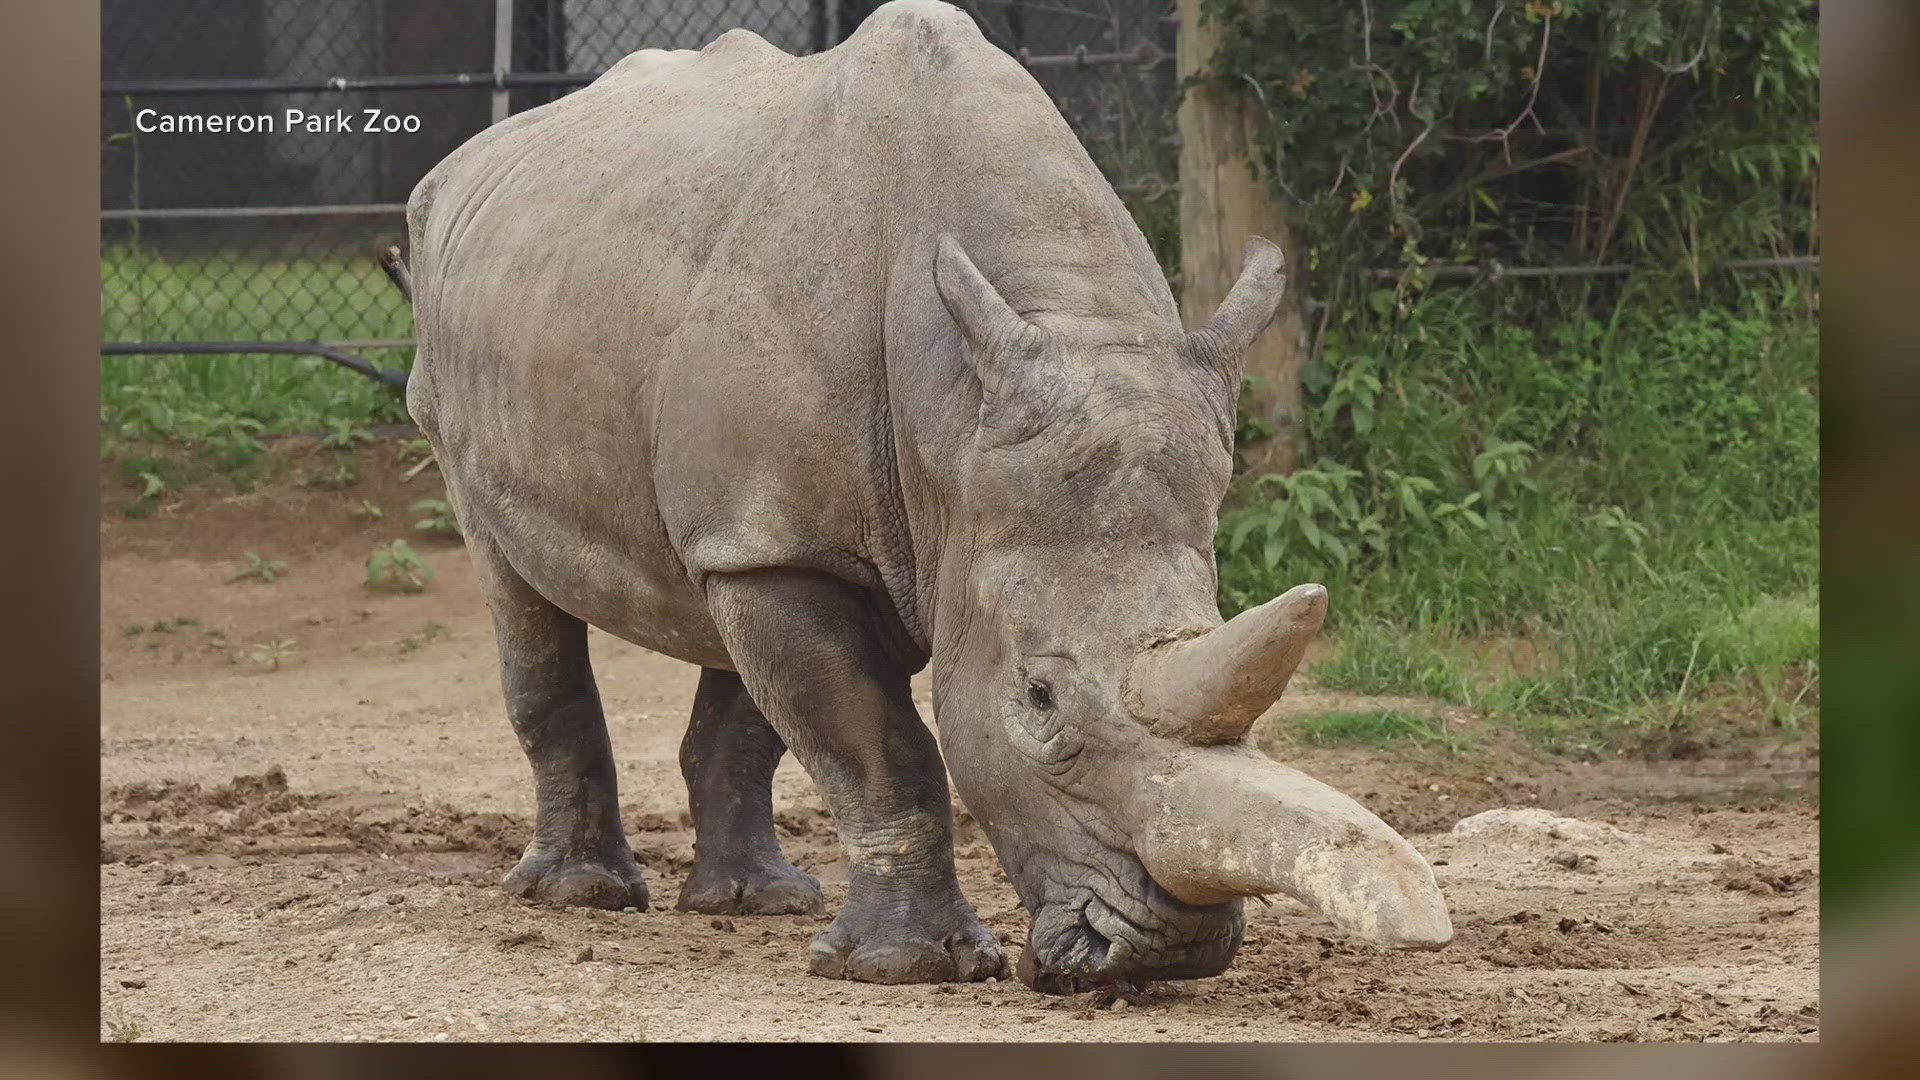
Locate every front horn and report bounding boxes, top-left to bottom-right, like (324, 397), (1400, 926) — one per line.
(1126, 583), (1328, 745)
(1134, 746), (1453, 949)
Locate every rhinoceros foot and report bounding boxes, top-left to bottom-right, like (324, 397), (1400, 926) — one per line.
(675, 859), (823, 916)
(807, 896), (1006, 984)
(503, 850), (650, 911)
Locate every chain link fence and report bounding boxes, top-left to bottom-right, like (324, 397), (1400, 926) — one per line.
(101, 0), (1177, 377)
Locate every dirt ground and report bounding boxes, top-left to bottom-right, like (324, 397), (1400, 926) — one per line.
(99, 442), (1820, 1042)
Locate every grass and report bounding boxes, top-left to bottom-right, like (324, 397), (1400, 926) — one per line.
(101, 249), (414, 517)
(1229, 279), (1819, 747)
(103, 244), (410, 344)
(1312, 617), (1469, 703)
(101, 247), (413, 443)
(1291, 709), (1468, 753)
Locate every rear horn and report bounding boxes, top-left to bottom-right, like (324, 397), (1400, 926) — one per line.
(1126, 583), (1327, 745)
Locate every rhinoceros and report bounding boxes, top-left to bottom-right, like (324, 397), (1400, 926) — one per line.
(396, 0), (1450, 988)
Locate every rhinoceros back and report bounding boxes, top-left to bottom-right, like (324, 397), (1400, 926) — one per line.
(403, 1), (1145, 666)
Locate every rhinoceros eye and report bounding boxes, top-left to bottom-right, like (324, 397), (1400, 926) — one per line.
(1026, 680), (1055, 711)
(1009, 661), (1080, 772)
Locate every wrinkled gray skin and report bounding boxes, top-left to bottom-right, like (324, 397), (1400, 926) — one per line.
(404, 0), (1449, 989)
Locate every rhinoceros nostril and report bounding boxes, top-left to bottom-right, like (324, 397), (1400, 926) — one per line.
(1022, 912), (1114, 994)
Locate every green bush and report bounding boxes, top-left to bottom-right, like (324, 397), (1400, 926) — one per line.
(1218, 296), (1817, 724)
(1202, 0), (1816, 273)
(1198, 2), (1818, 732)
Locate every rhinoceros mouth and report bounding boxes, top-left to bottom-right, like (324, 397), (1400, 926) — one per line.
(1018, 878), (1245, 992)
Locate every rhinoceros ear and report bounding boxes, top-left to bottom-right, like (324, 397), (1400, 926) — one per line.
(1185, 237), (1287, 371)
(934, 234), (1034, 357)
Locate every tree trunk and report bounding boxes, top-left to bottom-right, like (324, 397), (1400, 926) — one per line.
(1178, 0), (1303, 476)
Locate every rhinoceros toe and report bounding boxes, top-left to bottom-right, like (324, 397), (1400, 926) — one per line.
(807, 911), (1006, 984)
(675, 861), (823, 916)
(503, 854), (649, 911)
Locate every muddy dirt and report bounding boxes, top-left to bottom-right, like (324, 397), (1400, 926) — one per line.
(100, 442), (1819, 1041)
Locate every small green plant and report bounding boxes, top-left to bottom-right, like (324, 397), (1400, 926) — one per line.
(1471, 438), (1539, 520)
(319, 419), (373, 450)
(366, 539), (434, 593)
(196, 415), (267, 475)
(1218, 462), (1400, 600)
(395, 438), (433, 466)
(227, 552), (287, 584)
(350, 498), (385, 521)
(103, 1010), (146, 1043)
(116, 454), (176, 516)
(117, 451), (181, 490)
(398, 620), (451, 654)
(246, 639), (300, 671)
(299, 458), (359, 489)
(1586, 505), (1652, 561)
(126, 618), (196, 650)
(411, 498), (461, 537)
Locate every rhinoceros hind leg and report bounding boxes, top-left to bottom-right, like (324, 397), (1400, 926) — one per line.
(674, 667), (823, 915)
(473, 533), (648, 912)
(706, 568), (1006, 983)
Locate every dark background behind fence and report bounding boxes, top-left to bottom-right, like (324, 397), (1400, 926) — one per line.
(101, 0), (1176, 357)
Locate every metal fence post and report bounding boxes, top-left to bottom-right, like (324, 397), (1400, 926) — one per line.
(491, 0), (513, 125)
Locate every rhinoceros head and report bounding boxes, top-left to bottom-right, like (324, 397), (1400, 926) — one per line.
(927, 234), (1452, 990)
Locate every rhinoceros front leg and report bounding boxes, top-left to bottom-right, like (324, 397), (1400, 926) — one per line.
(706, 568), (1006, 984)
(472, 534), (648, 911)
(674, 667), (824, 915)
